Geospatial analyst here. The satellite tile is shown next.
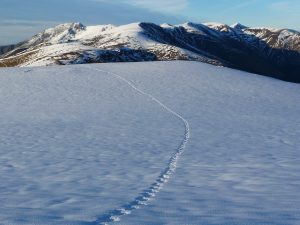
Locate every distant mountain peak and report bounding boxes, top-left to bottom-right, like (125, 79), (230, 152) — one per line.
(0, 21), (299, 82)
(230, 22), (248, 30)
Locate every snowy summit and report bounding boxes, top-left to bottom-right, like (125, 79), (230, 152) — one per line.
(0, 21), (300, 82)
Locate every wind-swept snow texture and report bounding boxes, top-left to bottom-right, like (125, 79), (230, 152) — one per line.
(0, 61), (300, 225)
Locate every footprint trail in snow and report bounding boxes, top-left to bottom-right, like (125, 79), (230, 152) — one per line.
(86, 66), (190, 224)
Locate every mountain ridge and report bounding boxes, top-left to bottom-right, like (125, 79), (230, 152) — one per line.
(0, 21), (299, 82)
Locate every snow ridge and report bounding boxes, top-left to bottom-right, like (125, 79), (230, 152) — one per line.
(86, 66), (190, 224)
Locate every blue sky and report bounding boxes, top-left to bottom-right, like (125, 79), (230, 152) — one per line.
(0, 0), (299, 45)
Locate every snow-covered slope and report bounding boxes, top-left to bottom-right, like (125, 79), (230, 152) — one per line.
(0, 22), (219, 68)
(0, 61), (299, 225)
(0, 22), (299, 82)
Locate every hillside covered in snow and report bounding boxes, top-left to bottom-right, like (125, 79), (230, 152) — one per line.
(0, 61), (299, 224)
(0, 22), (300, 82)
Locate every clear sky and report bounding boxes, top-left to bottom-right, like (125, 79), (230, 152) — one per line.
(0, 0), (299, 45)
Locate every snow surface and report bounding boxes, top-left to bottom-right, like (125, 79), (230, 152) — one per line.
(74, 25), (115, 41)
(0, 61), (300, 225)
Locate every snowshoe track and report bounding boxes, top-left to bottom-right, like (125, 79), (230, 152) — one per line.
(86, 66), (190, 225)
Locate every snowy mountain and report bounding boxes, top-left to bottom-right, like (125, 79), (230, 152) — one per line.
(0, 22), (299, 82)
(0, 61), (299, 224)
